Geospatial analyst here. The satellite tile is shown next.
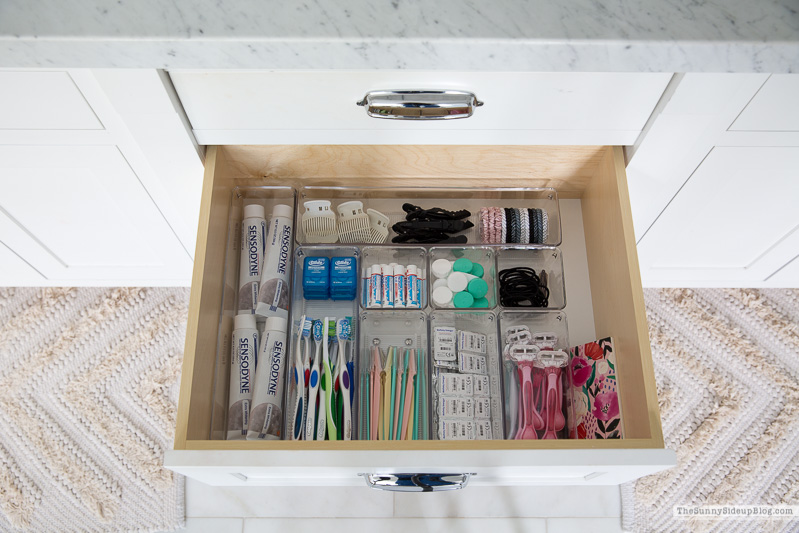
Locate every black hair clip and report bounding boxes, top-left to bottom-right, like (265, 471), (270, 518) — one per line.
(392, 204), (473, 243)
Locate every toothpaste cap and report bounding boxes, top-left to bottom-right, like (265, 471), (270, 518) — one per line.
(264, 316), (288, 333)
(244, 204), (265, 220)
(272, 204), (293, 219)
(234, 313), (257, 331)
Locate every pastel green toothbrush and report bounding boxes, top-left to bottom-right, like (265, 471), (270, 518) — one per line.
(322, 317), (337, 440)
(389, 347), (399, 440)
(413, 348), (421, 440)
(395, 349), (409, 440)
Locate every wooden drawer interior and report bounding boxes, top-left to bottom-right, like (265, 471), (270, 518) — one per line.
(174, 145), (663, 451)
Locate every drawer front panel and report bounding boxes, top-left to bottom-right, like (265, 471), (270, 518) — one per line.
(169, 72), (671, 145)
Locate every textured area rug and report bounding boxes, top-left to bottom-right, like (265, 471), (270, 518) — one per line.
(623, 288), (799, 533)
(0, 287), (190, 532)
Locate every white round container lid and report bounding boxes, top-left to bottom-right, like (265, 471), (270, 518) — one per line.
(431, 258), (453, 279)
(447, 272), (468, 292)
(234, 313), (257, 331)
(272, 204), (293, 219)
(433, 278), (449, 290)
(244, 204), (265, 220)
(264, 316), (288, 333)
(432, 286), (454, 306)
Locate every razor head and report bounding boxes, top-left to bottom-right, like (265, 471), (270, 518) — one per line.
(532, 332), (558, 350)
(536, 350), (569, 368)
(508, 343), (540, 362)
(504, 325), (532, 345)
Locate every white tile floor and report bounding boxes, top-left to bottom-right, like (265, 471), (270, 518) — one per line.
(179, 480), (623, 532)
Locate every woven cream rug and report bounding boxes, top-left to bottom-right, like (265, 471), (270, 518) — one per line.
(0, 287), (189, 532)
(622, 288), (799, 533)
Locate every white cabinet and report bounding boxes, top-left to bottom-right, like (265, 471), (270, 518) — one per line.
(0, 69), (203, 286)
(169, 71), (672, 145)
(0, 145), (192, 282)
(628, 73), (799, 287)
(636, 146), (799, 285)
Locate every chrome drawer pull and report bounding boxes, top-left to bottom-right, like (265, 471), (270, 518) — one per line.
(361, 473), (472, 492)
(356, 90), (483, 120)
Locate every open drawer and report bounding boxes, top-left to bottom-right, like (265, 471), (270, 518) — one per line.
(165, 145), (676, 487)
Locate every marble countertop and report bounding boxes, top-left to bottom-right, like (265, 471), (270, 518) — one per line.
(1, 0), (797, 72)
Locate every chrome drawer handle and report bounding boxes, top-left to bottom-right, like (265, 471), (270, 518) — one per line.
(356, 90), (483, 120)
(361, 473), (473, 492)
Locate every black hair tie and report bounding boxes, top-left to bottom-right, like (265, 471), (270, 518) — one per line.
(498, 267), (549, 307)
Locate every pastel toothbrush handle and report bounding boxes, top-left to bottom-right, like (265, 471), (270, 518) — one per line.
(341, 365), (352, 440)
(506, 365), (519, 440)
(370, 372), (380, 440)
(401, 371), (415, 440)
(323, 361), (337, 440)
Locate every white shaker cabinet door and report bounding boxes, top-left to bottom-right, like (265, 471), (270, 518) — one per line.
(0, 145), (192, 284)
(637, 146), (799, 286)
(0, 241), (43, 284)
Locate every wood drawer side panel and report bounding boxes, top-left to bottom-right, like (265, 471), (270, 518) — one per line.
(581, 147), (663, 444)
(175, 146), (228, 447)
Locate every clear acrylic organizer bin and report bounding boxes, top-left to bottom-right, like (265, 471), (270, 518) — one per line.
(496, 247), (566, 310)
(360, 246), (428, 310)
(428, 247), (497, 310)
(497, 310), (573, 440)
(357, 311), (431, 440)
(297, 186), (561, 246)
(284, 245), (361, 441)
(211, 186), (297, 441)
(429, 311), (504, 441)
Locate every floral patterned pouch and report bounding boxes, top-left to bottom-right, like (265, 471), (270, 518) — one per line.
(568, 337), (622, 439)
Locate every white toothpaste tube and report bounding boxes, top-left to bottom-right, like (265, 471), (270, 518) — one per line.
(381, 264), (394, 308)
(438, 373), (474, 396)
(238, 204), (266, 314)
(369, 265), (382, 308)
(247, 317), (288, 440)
(393, 264), (406, 308)
(405, 265), (419, 308)
(255, 205), (293, 320)
(227, 314), (258, 440)
(439, 419), (475, 440)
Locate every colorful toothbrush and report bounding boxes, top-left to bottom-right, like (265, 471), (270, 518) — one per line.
(395, 349), (407, 440)
(370, 345), (382, 441)
(322, 317), (337, 441)
(381, 348), (393, 440)
(412, 349), (420, 440)
(418, 349), (428, 439)
(300, 317), (312, 436)
(291, 314), (307, 440)
(392, 347), (404, 440)
(306, 320), (323, 441)
(336, 318), (353, 440)
(401, 348), (416, 440)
